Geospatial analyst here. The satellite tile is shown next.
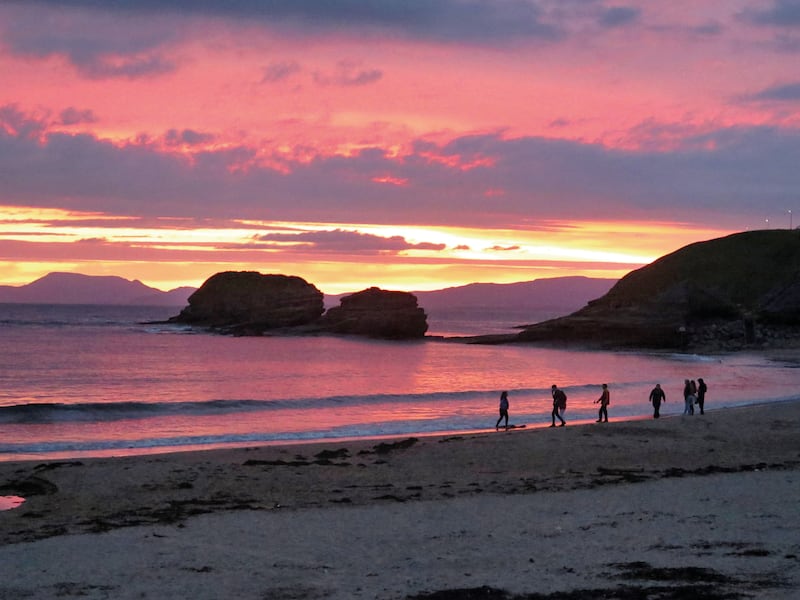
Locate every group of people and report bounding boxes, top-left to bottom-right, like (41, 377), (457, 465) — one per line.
(649, 379), (707, 419)
(494, 378), (708, 430)
(494, 382), (606, 430)
(682, 378), (707, 415)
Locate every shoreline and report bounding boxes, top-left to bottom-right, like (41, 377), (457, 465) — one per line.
(2, 394), (799, 465)
(1, 399), (798, 598)
(3, 344), (798, 466)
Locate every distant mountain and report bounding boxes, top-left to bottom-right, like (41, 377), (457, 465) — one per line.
(413, 277), (616, 311)
(325, 276), (616, 313)
(0, 272), (195, 306)
(0, 272), (616, 313)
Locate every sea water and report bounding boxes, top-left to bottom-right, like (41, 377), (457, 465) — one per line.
(1, 303), (798, 461)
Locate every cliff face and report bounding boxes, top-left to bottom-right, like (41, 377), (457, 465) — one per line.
(320, 287), (428, 339)
(515, 230), (800, 350)
(170, 272), (324, 333)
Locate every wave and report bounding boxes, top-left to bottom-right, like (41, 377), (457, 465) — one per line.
(0, 393), (494, 424)
(5, 395), (797, 457)
(0, 382), (617, 425)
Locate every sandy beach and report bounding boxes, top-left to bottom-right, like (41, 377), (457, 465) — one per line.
(1, 400), (799, 599)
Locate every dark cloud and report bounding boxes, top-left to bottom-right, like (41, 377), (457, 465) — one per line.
(747, 81), (800, 101)
(78, 55), (175, 79)
(648, 20), (724, 39)
(0, 104), (46, 138)
(313, 61), (383, 87)
(2, 104), (799, 230)
(262, 60), (302, 83)
(598, 6), (640, 29)
(690, 21), (725, 36)
(11, 0), (563, 45)
(739, 0), (800, 27)
(1, 4), (179, 79)
(59, 107), (97, 125)
(164, 129), (216, 147)
(547, 118), (572, 129)
(257, 229), (446, 254)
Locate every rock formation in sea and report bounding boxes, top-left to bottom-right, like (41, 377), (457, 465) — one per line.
(169, 271), (324, 334)
(320, 287), (428, 339)
(513, 230), (800, 351)
(169, 273), (428, 340)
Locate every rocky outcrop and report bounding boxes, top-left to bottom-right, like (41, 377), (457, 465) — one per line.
(320, 287), (428, 339)
(512, 230), (800, 351)
(170, 272), (324, 334)
(169, 274), (428, 340)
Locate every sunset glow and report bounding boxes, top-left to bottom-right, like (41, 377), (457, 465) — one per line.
(1, 1), (798, 294)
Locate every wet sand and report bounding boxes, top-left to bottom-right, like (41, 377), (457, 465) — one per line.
(1, 400), (799, 599)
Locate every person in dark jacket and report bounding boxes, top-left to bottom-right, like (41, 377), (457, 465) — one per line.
(649, 383), (666, 419)
(550, 384), (567, 427)
(696, 378), (707, 415)
(495, 391), (509, 431)
(683, 379), (695, 415)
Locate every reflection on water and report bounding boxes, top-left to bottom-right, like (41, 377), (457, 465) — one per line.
(1, 304), (799, 461)
(0, 496), (25, 511)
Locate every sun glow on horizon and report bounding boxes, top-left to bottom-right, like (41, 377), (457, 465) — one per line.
(0, 205), (738, 293)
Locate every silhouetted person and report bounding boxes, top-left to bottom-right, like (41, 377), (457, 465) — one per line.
(696, 378), (707, 415)
(550, 384), (567, 427)
(595, 383), (610, 422)
(495, 391), (509, 431)
(683, 379), (695, 415)
(649, 383), (665, 419)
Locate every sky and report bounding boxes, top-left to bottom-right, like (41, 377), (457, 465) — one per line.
(1, 1), (799, 294)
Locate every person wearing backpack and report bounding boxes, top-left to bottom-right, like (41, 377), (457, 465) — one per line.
(550, 384), (567, 427)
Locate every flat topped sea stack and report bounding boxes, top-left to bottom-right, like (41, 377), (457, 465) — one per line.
(321, 287), (428, 339)
(170, 271), (324, 334)
(515, 230), (800, 351)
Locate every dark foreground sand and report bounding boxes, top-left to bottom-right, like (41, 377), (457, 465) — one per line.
(1, 401), (799, 599)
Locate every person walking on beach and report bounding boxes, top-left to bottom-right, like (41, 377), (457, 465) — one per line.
(683, 379), (695, 415)
(550, 384), (567, 427)
(649, 383), (665, 419)
(495, 391), (510, 431)
(696, 378), (707, 415)
(594, 383), (610, 422)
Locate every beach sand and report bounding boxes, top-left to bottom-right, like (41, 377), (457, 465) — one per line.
(1, 401), (799, 599)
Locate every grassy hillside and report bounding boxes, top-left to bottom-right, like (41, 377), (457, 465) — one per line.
(514, 230), (800, 350)
(600, 229), (800, 312)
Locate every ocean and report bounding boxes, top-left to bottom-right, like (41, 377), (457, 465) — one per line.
(1, 303), (798, 462)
